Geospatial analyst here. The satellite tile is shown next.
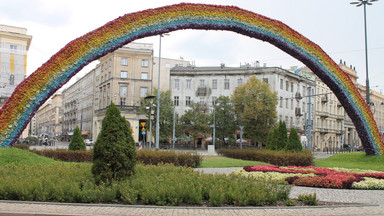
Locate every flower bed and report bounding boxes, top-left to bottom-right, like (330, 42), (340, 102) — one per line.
(238, 165), (384, 189)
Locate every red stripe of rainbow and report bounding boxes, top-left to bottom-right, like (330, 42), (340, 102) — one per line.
(0, 3), (382, 154)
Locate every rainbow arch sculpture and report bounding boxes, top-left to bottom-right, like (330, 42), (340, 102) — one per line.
(0, 3), (382, 155)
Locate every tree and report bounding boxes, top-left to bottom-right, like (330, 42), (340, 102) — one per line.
(140, 89), (175, 144)
(212, 96), (237, 145)
(231, 76), (278, 144)
(68, 126), (86, 151)
(179, 102), (210, 148)
(286, 127), (303, 152)
(265, 128), (275, 150)
(274, 121), (288, 150)
(92, 102), (136, 184)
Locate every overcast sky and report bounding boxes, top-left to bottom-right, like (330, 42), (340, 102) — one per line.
(1, 0), (383, 89)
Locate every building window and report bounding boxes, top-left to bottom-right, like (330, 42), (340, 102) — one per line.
(140, 87), (148, 97)
(290, 117), (293, 127)
(263, 78), (268, 83)
(286, 98), (289, 109)
(212, 96), (217, 105)
(120, 97), (126, 106)
(199, 97), (204, 104)
(279, 115), (282, 121)
(120, 71), (128, 78)
(280, 79), (283, 90)
(120, 86), (127, 97)
(141, 72), (148, 80)
(141, 59), (149, 67)
(291, 82), (294, 92)
(285, 116), (289, 124)
(186, 96), (191, 106)
(121, 57), (128, 66)
(237, 78), (243, 87)
(212, 79), (217, 89)
(286, 81), (289, 91)
(224, 79), (230, 89)
(199, 80), (205, 88)
(166, 63), (171, 68)
(186, 79), (191, 89)
(291, 98), (294, 110)
(9, 75), (15, 85)
(10, 45), (17, 53)
(279, 97), (283, 108)
(174, 96), (179, 106)
(174, 79), (180, 88)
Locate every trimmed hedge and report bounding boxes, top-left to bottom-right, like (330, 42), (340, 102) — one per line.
(30, 149), (202, 168)
(217, 149), (313, 166)
(30, 149), (93, 162)
(137, 150), (202, 168)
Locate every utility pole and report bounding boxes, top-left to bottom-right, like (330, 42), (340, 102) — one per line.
(307, 87), (312, 151)
(172, 106), (176, 149)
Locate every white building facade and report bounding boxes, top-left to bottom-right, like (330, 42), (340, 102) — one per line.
(170, 65), (316, 139)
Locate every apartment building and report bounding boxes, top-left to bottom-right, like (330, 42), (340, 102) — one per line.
(170, 64), (316, 142)
(35, 93), (63, 139)
(62, 71), (95, 141)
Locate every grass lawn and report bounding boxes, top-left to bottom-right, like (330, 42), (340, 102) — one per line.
(200, 155), (269, 168)
(0, 148), (58, 166)
(314, 152), (384, 171)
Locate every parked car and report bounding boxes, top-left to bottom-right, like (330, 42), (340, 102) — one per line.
(84, 139), (94, 146)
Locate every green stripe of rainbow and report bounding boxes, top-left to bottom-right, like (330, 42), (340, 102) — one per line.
(0, 3), (382, 154)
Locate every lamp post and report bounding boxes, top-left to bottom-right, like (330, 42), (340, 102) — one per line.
(350, 0), (378, 106)
(155, 33), (169, 149)
(144, 95), (155, 148)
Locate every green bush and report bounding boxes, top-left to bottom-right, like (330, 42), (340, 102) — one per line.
(217, 148), (313, 166)
(0, 162), (292, 207)
(13, 143), (30, 150)
(137, 150), (202, 168)
(68, 126), (86, 151)
(297, 193), (318, 206)
(92, 102), (136, 184)
(30, 149), (93, 162)
(286, 128), (302, 152)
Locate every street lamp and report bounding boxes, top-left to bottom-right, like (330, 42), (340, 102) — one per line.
(155, 33), (169, 149)
(144, 95), (155, 148)
(350, 0), (378, 106)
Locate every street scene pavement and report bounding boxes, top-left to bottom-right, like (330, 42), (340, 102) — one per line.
(6, 144), (383, 215)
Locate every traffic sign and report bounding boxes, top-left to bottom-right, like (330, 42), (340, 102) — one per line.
(141, 128), (146, 131)
(142, 131), (146, 135)
(140, 122), (146, 127)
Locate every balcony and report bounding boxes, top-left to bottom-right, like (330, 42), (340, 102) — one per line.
(319, 128), (329, 134)
(336, 115), (344, 120)
(321, 95), (328, 103)
(318, 111), (329, 118)
(295, 107), (303, 117)
(195, 87), (211, 97)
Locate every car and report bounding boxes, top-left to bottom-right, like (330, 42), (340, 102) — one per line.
(84, 139), (94, 146)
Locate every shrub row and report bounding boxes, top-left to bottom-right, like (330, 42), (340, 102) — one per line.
(0, 163), (291, 206)
(30, 149), (93, 162)
(29, 149), (202, 168)
(136, 150), (202, 168)
(217, 148), (313, 166)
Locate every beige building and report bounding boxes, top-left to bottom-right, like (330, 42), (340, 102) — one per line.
(35, 93), (63, 139)
(0, 24), (32, 106)
(92, 43), (154, 143)
(300, 60), (384, 151)
(153, 57), (190, 91)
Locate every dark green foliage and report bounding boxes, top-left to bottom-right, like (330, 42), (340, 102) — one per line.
(136, 150), (202, 168)
(297, 193), (318, 206)
(31, 149), (93, 162)
(13, 143), (30, 150)
(274, 121), (288, 150)
(266, 128), (275, 150)
(68, 126), (86, 151)
(0, 160), (291, 206)
(92, 102), (136, 184)
(217, 148), (313, 166)
(286, 128), (303, 152)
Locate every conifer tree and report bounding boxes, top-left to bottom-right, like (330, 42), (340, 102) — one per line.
(266, 128), (275, 150)
(92, 102), (136, 184)
(286, 127), (303, 152)
(275, 121), (288, 150)
(68, 126), (86, 151)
